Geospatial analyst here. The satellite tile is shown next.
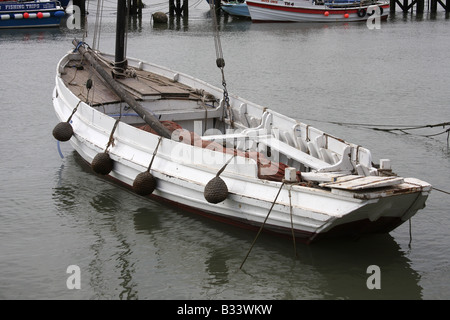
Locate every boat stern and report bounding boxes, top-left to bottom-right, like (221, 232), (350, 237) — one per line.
(309, 177), (431, 242)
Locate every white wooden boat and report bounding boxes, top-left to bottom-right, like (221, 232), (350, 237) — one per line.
(52, 1), (431, 244)
(246, 0), (389, 23)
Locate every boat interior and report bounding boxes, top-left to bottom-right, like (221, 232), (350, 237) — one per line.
(60, 52), (388, 184)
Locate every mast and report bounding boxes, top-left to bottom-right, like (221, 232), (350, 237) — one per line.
(71, 1), (172, 138)
(114, 0), (127, 76)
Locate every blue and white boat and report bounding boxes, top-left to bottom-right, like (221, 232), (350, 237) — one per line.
(0, 0), (65, 29)
(221, 1), (250, 18)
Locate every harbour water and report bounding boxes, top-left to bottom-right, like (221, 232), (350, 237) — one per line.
(1, 1), (449, 300)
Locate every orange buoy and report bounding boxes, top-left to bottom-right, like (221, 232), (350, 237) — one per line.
(324, 11), (329, 16)
(344, 13), (349, 18)
(23, 12), (29, 19)
(37, 12), (43, 19)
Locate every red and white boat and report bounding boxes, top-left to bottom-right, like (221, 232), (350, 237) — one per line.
(246, 0), (390, 22)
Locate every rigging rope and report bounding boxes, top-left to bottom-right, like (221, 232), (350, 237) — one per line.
(209, 3), (234, 128)
(92, 0), (105, 51)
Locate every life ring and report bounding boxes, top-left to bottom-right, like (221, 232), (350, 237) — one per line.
(357, 8), (366, 17)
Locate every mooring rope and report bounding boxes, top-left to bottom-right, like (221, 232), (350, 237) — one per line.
(240, 182), (285, 270)
(433, 187), (450, 195)
(409, 219), (413, 248)
(304, 118), (450, 141)
(288, 186), (298, 258)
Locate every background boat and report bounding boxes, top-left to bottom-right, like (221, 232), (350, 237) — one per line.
(221, 1), (251, 18)
(0, 0), (65, 29)
(246, 0), (390, 22)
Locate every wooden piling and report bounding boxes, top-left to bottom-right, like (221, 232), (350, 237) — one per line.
(129, 0), (143, 15)
(417, 0), (424, 13)
(183, 0), (189, 18)
(390, 0), (396, 12)
(169, 0), (175, 16)
(431, 0), (437, 12)
(72, 0), (86, 15)
(169, 0), (189, 17)
(403, 0), (409, 11)
(390, 0), (449, 12)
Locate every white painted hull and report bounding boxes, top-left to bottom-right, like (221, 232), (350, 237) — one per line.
(246, 0), (389, 23)
(52, 51), (431, 243)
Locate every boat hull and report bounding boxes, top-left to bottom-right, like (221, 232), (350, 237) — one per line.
(221, 3), (251, 18)
(246, 0), (389, 23)
(52, 52), (431, 244)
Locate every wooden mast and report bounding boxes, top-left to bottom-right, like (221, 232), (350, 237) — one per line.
(70, 0), (172, 139)
(72, 39), (172, 139)
(114, 0), (127, 75)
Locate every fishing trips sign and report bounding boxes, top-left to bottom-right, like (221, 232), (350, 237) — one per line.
(0, 2), (57, 12)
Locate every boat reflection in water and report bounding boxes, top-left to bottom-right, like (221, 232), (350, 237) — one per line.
(52, 149), (422, 299)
